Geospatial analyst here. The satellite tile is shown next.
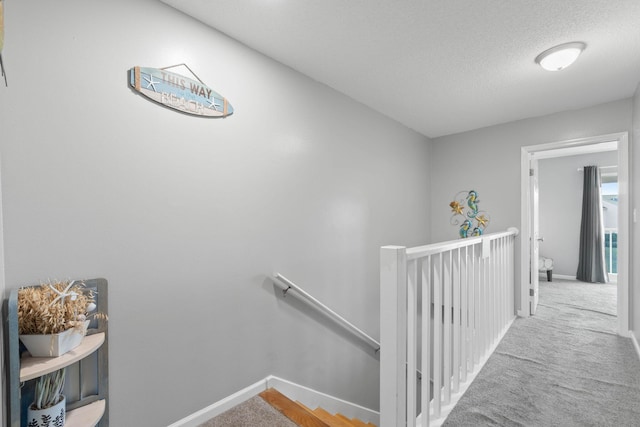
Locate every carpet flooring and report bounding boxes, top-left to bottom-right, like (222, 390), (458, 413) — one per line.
(443, 279), (640, 427)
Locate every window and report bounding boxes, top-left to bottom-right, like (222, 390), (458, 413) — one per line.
(601, 180), (617, 275)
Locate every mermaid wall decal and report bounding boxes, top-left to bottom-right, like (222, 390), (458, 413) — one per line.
(450, 190), (490, 238)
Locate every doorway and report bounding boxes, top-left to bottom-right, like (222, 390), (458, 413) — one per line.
(519, 132), (630, 336)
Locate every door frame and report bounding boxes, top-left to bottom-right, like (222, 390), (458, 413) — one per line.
(519, 132), (630, 336)
(529, 158), (540, 315)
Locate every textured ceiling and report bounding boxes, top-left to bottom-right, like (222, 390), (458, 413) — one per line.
(161, 0), (640, 138)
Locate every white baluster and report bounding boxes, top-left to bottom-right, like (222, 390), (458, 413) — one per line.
(433, 253), (442, 418)
(461, 246), (468, 381)
(421, 256), (431, 427)
(453, 248), (461, 393)
(407, 259), (417, 427)
(443, 250), (452, 404)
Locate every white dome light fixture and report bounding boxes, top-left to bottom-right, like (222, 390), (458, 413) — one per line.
(535, 42), (586, 71)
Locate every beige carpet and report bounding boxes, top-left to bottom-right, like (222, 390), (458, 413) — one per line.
(198, 395), (297, 427)
(443, 279), (640, 426)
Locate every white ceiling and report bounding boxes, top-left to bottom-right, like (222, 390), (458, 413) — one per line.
(161, 0), (640, 138)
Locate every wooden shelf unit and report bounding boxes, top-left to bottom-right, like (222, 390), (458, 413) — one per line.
(65, 399), (106, 427)
(20, 333), (106, 382)
(4, 278), (109, 427)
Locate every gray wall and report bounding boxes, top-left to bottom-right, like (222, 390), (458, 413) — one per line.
(0, 1), (431, 425)
(0, 160), (5, 426)
(633, 83), (640, 342)
(430, 99), (633, 313)
(538, 151), (618, 277)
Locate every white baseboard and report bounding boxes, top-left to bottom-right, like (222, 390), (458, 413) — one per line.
(166, 378), (268, 427)
(631, 331), (640, 363)
(166, 375), (379, 427)
(550, 274), (576, 281)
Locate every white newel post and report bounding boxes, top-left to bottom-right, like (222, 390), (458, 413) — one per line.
(380, 246), (408, 427)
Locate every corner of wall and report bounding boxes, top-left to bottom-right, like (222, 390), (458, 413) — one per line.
(631, 331), (640, 363)
(0, 155), (6, 427)
(633, 82), (640, 337)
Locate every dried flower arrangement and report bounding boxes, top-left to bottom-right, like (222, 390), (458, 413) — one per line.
(18, 280), (105, 335)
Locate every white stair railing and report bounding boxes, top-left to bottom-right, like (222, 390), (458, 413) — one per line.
(380, 228), (518, 427)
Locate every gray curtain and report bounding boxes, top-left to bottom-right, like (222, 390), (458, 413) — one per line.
(576, 165), (608, 283)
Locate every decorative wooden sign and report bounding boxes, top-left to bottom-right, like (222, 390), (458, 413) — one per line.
(129, 65), (233, 117)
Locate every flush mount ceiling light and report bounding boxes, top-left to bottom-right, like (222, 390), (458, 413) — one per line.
(535, 42), (586, 71)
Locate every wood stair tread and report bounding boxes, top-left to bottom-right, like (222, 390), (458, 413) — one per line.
(313, 407), (355, 427)
(337, 413), (370, 427)
(260, 388), (377, 427)
(296, 401), (315, 413)
(259, 388), (329, 427)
